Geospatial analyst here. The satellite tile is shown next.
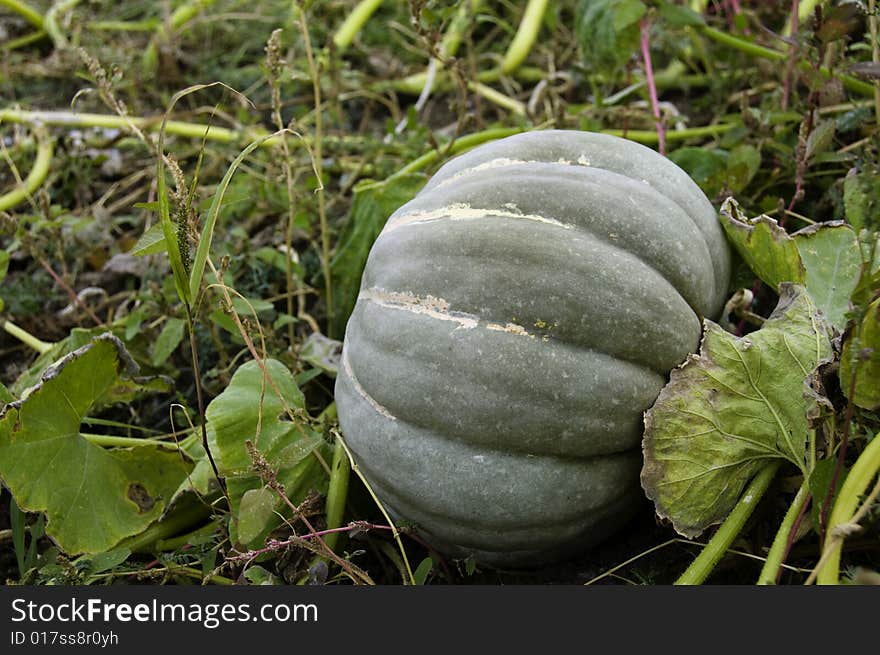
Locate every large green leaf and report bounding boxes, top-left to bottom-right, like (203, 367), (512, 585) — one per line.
(329, 174), (425, 337)
(641, 285), (833, 538)
(0, 334), (191, 554)
(719, 197), (805, 291)
(840, 296), (880, 410)
(791, 222), (862, 331)
(205, 359), (329, 548)
(721, 198), (864, 331)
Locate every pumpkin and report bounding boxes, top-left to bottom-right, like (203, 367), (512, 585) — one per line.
(335, 130), (731, 566)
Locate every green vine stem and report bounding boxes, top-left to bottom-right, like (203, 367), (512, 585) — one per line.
(501, 0), (548, 74)
(0, 129), (53, 212)
(0, 0), (45, 29)
(332, 0), (383, 53)
(322, 435), (351, 553)
(696, 24), (875, 97)
(814, 433), (880, 584)
(142, 0), (218, 74)
(43, 0), (81, 49)
(118, 499), (216, 554)
(80, 433), (183, 450)
(756, 477), (810, 584)
(336, 434), (415, 585)
(380, 65), (546, 95)
(0, 319), (54, 354)
(0, 108), (378, 151)
(393, 126), (526, 179)
(675, 461), (782, 585)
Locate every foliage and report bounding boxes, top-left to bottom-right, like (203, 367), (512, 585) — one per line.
(0, 0), (878, 586)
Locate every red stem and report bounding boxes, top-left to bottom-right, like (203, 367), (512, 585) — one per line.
(639, 17), (665, 156)
(39, 258), (106, 327)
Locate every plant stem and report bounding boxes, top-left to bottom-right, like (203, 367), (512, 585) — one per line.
(43, 0), (80, 49)
(0, 130), (53, 212)
(393, 126), (526, 179)
(119, 499), (215, 554)
(80, 433), (183, 450)
(870, 0), (880, 125)
(0, 0), (44, 29)
(676, 461), (782, 585)
(639, 17), (665, 155)
(814, 433), (880, 585)
(602, 122), (736, 144)
(1, 319), (54, 354)
(143, 0), (218, 73)
(501, 0), (548, 74)
(756, 477), (810, 584)
(697, 24), (875, 97)
(336, 434), (415, 585)
(321, 437), (350, 553)
(2, 29), (47, 50)
(380, 65), (546, 95)
(468, 81), (526, 115)
(0, 108), (379, 149)
(293, 3), (332, 334)
(332, 0), (383, 53)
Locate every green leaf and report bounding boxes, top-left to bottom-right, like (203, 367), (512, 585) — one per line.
(237, 487), (278, 545)
(720, 197), (805, 290)
(0, 382), (12, 405)
(805, 120), (836, 161)
(413, 557), (434, 585)
(641, 285), (833, 538)
(131, 222), (168, 256)
(189, 130), (282, 304)
(792, 222), (862, 331)
(0, 335), (191, 554)
(329, 174), (425, 336)
(669, 147), (728, 197)
(152, 317), (186, 366)
(575, 0), (646, 73)
(726, 144), (761, 192)
(658, 1), (705, 27)
(840, 296), (880, 410)
(206, 359), (329, 548)
(808, 458), (839, 533)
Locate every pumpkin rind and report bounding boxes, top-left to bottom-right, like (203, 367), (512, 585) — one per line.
(335, 130), (731, 566)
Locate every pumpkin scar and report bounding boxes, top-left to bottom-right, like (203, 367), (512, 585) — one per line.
(359, 288), (479, 329)
(433, 156), (593, 189)
(341, 349), (397, 420)
(359, 288), (537, 338)
(383, 203), (572, 234)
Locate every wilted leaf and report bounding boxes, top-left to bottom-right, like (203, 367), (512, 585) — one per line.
(0, 334), (191, 554)
(840, 296), (880, 410)
(720, 197), (805, 290)
(206, 359), (329, 547)
(299, 332), (342, 376)
(642, 286), (833, 538)
(329, 174), (425, 336)
(792, 222), (862, 330)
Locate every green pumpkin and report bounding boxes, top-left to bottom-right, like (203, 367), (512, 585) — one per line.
(335, 130), (730, 566)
